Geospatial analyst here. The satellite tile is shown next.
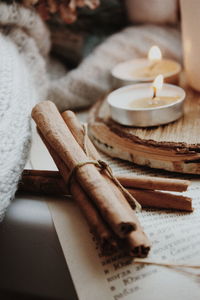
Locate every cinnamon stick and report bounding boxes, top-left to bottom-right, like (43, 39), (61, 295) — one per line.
(22, 169), (190, 193)
(39, 132), (118, 254)
(19, 170), (193, 212)
(62, 110), (101, 161)
(117, 175), (190, 192)
(126, 230), (151, 258)
(22, 169), (60, 178)
(32, 101), (136, 238)
(19, 171), (66, 195)
(61, 110), (151, 255)
(127, 188), (192, 212)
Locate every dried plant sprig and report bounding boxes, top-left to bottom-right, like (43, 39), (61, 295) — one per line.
(15, 0), (100, 23)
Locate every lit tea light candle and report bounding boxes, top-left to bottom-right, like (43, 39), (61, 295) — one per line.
(107, 75), (186, 127)
(111, 46), (181, 88)
(129, 75), (180, 109)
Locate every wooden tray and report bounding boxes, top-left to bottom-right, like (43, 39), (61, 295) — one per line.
(88, 84), (200, 174)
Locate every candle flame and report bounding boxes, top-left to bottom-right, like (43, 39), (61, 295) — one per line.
(152, 74), (163, 98)
(148, 45), (162, 61)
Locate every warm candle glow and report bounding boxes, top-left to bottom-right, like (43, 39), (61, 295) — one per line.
(148, 46), (162, 61)
(152, 74), (163, 98)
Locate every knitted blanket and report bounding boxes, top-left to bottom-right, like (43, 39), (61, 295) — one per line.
(0, 3), (181, 220)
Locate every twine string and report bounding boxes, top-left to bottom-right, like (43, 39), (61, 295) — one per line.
(134, 259), (200, 275)
(67, 123), (141, 211)
(97, 159), (142, 211)
(67, 160), (100, 193)
(134, 258), (200, 270)
(67, 157), (141, 211)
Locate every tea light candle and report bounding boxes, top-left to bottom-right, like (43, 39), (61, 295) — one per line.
(107, 75), (186, 127)
(112, 46), (181, 88)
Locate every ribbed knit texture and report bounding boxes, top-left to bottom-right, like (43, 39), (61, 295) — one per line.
(0, 2), (181, 219)
(0, 35), (32, 220)
(0, 3), (50, 220)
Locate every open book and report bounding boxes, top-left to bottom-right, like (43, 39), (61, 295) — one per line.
(29, 114), (200, 300)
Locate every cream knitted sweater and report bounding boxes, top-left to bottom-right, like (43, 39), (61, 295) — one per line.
(0, 3), (181, 219)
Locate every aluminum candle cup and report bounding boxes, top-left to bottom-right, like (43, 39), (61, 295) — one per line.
(111, 58), (181, 88)
(107, 84), (186, 127)
(112, 45), (181, 88)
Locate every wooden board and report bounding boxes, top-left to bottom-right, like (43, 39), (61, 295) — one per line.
(88, 84), (200, 174)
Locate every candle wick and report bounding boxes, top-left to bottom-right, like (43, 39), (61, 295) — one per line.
(152, 86), (157, 99)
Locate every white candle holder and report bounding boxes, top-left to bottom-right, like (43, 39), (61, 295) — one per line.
(107, 83), (186, 127)
(111, 58), (181, 89)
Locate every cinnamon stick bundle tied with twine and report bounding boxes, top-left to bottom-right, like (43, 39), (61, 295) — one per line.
(31, 101), (151, 257)
(62, 109), (150, 256)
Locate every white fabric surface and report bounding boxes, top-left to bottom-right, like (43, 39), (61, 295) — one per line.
(0, 3), (50, 220)
(0, 34), (35, 220)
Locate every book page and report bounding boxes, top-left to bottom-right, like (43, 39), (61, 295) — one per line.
(30, 116), (200, 300)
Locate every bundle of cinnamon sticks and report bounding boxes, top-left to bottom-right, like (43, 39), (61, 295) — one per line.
(28, 101), (191, 258)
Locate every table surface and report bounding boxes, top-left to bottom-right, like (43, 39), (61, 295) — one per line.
(0, 194), (78, 300)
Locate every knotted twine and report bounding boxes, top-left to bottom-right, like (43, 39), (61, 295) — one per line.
(67, 123), (142, 211)
(134, 258), (200, 270)
(67, 123), (200, 272)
